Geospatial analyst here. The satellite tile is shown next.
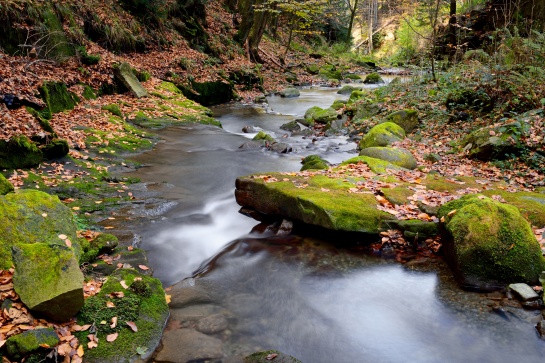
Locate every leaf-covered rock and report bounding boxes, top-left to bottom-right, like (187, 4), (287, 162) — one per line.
(6, 328), (60, 361)
(438, 195), (545, 290)
(12, 243), (84, 322)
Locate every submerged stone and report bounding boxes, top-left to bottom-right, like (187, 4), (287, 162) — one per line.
(279, 87), (300, 98)
(155, 329), (223, 362)
(438, 195), (545, 290)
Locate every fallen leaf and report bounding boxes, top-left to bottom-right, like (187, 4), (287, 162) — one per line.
(39, 343), (50, 348)
(65, 239), (72, 248)
(106, 301), (115, 308)
(266, 353), (278, 360)
(126, 321), (138, 332)
(110, 317), (118, 329)
(165, 294), (171, 304)
(138, 265), (150, 271)
(120, 280), (129, 289)
(88, 341), (98, 349)
(106, 333), (118, 342)
(41, 213), (48, 217)
(58, 234), (68, 240)
(447, 209), (457, 217)
(77, 344), (84, 357)
(0, 340), (5, 348)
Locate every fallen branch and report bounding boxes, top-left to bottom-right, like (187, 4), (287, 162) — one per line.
(258, 47), (283, 68)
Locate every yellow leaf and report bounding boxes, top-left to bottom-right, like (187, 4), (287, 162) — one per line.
(165, 294), (171, 304)
(77, 344), (84, 357)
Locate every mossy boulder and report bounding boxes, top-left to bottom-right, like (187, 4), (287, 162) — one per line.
(319, 65), (342, 81)
(304, 106), (337, 124)
(235, 174), (392, 234)
(382, 219), (439, 241)
(81, 233), (119, 263)
(114, 62), (149, 99)
(438, 195), (545, 290)
(280, 121), (302, 133)
(0, 189), (81, 269)
(341, 155), (406, 174)
(40, 138), (69, 160)
(279, 87), (300, 98)
(77, 268), (169, 362)
(331, 99), (347, 110)
(359, 147), (417, 169)
(383, 109), (419, 134)
(38, 81), (78, 119)
(348, 90), (367, 104)
(337, 85), (358, 95)
(459, 122), (526, 160)
(0, 135), (43, 169)
(253, 131), (275, 143)
(12, 243), (84, 322)
(306, 64), (320, 75)
(6, 328), (60, 361)
(363, 72), (384, 84)
(244, 350), (301, 363)
(102, 104), (123, 117)
(284, 72), (298, 83)
(0, 174), (14, 195)
(358, 122), (405, 150)
(301, 155), (330, 171)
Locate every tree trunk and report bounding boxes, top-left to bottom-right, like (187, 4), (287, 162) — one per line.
(347, 0), (359, 43)
(234, 0), (254, 44)
(248, 4), (269, 63)
(284, 25), (294, 57)
(449, 0), (457, 49)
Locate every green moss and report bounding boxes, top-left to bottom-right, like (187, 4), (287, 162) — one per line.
(40, 139), (69, 159)
(337, 85), (357, 95)
(319, 65), (342, 80)
(77, 46), (101, 65)
(359, 147), (417, 170)
(363, 72), (384, 84)
(358, 122), (405, 150)
(342, 155), (404, 174)
(102, 104), (123, 118)
(38, 82), (78, 119)
(348, 90), (367, 104)
(253, 131), (275, 143)
(0, 174), (14, 195)
(81, 233), (119, 263)
(331, 99), (347, 110)
(0, 189), (80, 269)
(0, 135), (43, 169)
(438, 195), (545, 287)
(237, 173), (391, 233)
(83, 85), (97, 100)
(77, 269), (168, 362)
(382, 186), (414, 205)
(306, 64), (320, 75)
(384, 109), (419, 133)
(6, 328), (60, 361)
(481, 190), (545, 228)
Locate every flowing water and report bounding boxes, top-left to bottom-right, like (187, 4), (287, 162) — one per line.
(124, 83), (545, 362)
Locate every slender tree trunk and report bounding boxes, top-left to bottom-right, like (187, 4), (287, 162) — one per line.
(449, 0), (457, 50)
(347, 0), (359, 43)
(430, 0), (441, 82)
(284, 24), (294, 57)
(248, 3), (269, 63)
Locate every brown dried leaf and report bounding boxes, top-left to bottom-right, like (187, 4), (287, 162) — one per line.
(106, 301), (115, 308)
(120, 280), (129, 289)
(106, 333), (118, 342)
(138, 265), (150, 271)
(88, 341), (98, 349)
(110, 317), (118, 329)
(126, 321), (138, 332)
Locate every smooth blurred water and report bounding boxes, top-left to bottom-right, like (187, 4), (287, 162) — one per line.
(126, 86), (545, 362)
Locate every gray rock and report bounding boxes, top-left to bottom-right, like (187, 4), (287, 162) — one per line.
(509, 283), (539, 301)
(242, 125), (259, 133)
(156, 329), (223, 363)
(6, 328), (60, 361)
(197, 314), (229, 334)
(280, 121), (302, 133)
(239, 141), (267, 150)
(537, 320), (545, 339)
(12, 243), (83, 322)
(279, 87), (300, 98)
(268, 142), (293, 153)
(169, 278), (213, 308)
(114, 62), (148, 98)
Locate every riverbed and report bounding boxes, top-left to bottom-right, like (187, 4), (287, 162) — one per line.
(122, 84), (545, 362)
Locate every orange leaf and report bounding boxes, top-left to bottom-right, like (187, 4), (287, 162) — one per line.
(110, 317), (118, 329)
(65, 239), (72, 248)
(106, 301), (115, 308)
(126, 321), (138, 332)
(138, 265), (150, 271)
(88, 341), (98, 349)
(106, 333), (118, 342)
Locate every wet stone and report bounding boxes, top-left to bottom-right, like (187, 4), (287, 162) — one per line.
(169, 278), (213, 308)
(537, 320), (545, 339)
(155, 328), (223, 363)
(197, 314), (229, 334)
(509, 283), (539, 302)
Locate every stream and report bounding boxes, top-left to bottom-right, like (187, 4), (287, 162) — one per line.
(122, 82), (545, 362)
